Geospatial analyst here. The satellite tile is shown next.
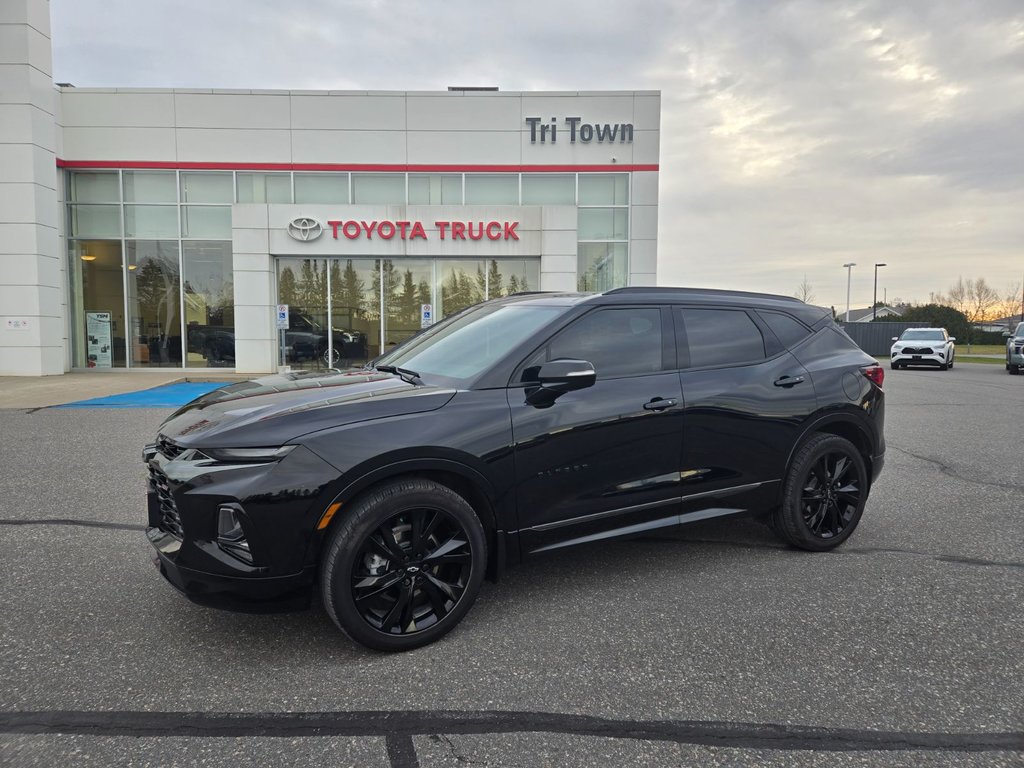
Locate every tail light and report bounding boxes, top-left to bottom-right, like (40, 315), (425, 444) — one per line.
(862, 365), (884, 387)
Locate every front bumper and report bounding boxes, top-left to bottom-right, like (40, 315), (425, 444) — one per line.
(150, 527), (315, 612)
(1008, 344), (1024, 368)
(891, 350), (948, 367)
(143, 441), (339, 613)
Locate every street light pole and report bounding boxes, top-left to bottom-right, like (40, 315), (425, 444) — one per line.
(843, 262), (856, 322)
(873, 263), (887, 320)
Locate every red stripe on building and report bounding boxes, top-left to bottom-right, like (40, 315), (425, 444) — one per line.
(56, 159), (658, 173)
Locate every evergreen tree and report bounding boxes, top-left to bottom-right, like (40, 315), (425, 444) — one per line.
(277, 267), (297, 305)
(508, 274), (520, 294)
(487, 260), (504, 299)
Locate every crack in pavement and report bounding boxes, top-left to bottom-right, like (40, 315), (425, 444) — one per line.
(0, 710), (1020, 753)
(0, 518), (145, 532)
(888, 445), (1024, 492)
(645, 537), (1024, 571)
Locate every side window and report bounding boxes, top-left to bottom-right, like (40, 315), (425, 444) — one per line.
(680, 308), (765, 368)
(523, 307), (663, 379)
(758, 311), (811, 349)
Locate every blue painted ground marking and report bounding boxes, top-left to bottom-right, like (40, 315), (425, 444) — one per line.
(55, 382), (230, 409)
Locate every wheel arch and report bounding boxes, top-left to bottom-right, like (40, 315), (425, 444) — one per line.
(310, 457), (506, 582)
(779, 413), (876, 502)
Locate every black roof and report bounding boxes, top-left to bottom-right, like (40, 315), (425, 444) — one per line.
(505, 287), (830, 327)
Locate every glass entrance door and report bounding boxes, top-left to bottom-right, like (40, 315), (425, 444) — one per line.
(329, 259), (378, 367)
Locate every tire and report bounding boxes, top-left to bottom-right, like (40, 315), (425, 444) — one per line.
(890, 362), (899, 370)
(1011, 365), (1020, 376)
(771, 433), (868, 551)
(320, 478), (486, 652)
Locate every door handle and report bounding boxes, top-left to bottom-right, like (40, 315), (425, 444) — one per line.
(643, 397), (679, 411)
(773, 375), (805, 388)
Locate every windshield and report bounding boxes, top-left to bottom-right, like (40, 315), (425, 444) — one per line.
(374, 303), (563, 385)
(900, 330), (944, 341)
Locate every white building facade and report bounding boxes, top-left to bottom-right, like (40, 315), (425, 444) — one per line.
(1, 0), (660, 376)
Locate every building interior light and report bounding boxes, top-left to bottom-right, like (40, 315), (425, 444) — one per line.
(80, 254), (96, 261)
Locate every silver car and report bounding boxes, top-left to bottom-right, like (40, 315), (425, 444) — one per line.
(1005, 321), (1024, 375)
(890, 328), (956, 370)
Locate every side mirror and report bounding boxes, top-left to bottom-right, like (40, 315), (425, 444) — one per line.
(948, 336), (956, 342)
(1004, 331), (1012, 338)
(526, 359), (596, 405)
(891, 337), (899, 342)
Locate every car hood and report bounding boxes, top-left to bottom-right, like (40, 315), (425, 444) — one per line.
(158, 369), (456, 448)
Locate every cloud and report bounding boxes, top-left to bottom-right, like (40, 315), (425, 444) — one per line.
(50, 0), (1024, 307)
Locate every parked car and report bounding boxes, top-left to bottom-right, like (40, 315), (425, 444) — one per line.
(143, 288), (886, 651)
(889, 328), (955, 370)
(1005, 321), (1024, 375)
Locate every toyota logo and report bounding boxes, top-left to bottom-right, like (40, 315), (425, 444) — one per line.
(287, 217), (324, 242)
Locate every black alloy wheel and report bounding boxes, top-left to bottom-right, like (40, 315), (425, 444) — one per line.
(320, 478), (485, 651)
(773, 433), (868, 551)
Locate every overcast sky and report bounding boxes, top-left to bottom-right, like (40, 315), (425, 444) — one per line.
(51, 0), (1024, 311)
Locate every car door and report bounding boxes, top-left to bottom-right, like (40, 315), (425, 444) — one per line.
(673, 306), (815, 519)
(510, 305), (684, 554)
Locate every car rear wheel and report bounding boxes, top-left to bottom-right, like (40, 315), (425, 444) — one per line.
(320, 478), (486, 652)
(772, 433), (867, 551)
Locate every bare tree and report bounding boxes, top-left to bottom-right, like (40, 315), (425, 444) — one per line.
(996, 281), (1023, 326)
(793, 275), (815, 304)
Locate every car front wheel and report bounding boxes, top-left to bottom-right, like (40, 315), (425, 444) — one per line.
(772, 433), (868, 551)
(320, 478), (486, 652)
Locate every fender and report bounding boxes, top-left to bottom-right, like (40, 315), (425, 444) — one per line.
(777, 408), (879, 504)
(301, 452), (512, 580)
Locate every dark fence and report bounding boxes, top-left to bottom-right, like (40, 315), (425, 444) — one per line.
(838, 321), (929, 356)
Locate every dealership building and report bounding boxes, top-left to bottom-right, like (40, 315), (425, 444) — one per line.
(1, 0), (661, 376)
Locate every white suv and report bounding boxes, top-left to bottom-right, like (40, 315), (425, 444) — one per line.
(890, 328), (956, 370)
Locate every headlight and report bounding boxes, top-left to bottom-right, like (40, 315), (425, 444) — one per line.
(203, 445), (296, 463)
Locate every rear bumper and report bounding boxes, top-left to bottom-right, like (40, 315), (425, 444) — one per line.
(870, 451), (885, 483)
(149, 527), (315, 613)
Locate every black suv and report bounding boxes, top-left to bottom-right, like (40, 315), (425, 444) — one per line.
(144, 288), (885, 651)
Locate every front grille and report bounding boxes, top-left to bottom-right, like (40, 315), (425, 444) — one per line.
(901, 347), (933, 355)
(157, 435), (185, 460)
(149, 464), (183, 539)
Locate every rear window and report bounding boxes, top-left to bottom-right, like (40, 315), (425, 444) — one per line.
(758, 311), (811, 348)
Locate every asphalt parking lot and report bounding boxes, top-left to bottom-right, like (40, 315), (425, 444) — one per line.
(1, 364), (1021, 767)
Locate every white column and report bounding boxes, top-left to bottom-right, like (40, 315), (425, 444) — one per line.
(0, 0), (63, 375)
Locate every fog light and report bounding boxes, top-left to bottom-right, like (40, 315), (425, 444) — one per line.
(217, 504), (253, 564)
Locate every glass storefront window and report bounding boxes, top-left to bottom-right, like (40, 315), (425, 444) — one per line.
(578, 243), (628, 292)
(578, 208), (628, 240)
(180, 172), (233, 203)
(578, 173), (629, 205)
(408, 174), (462, 204)
(68, 239), (126, 368)
(181, 206), (232, 238)
(126, 240), (182, 367)
(295, 173), (349, 203)
(352, 174), (406, 204)
(183, 241), (234, 367)
(70, 172), (119, 203)
(69, 205), (121, 238)
(464, 175), (518, 204)
(237, 173), (292, 203)
(123, 171), (176, 203)
(124, 205), (179, 238)
(486, 258), (539, 298)
(521, 174), (575, 204)
(437, 260), (485, 320)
